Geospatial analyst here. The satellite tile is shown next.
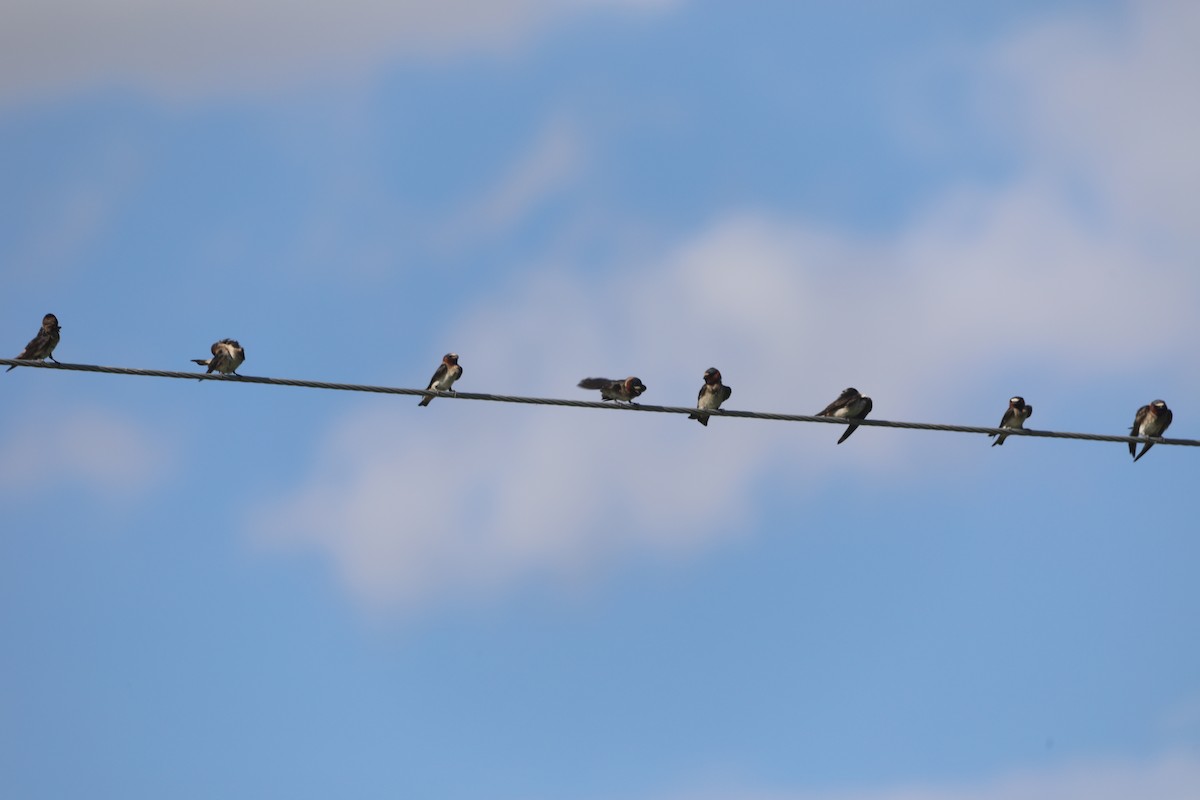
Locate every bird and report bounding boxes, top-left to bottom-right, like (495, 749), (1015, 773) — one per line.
(816, 387), (873, 444)
(419, 353), (462, 406)
(578, 376), (647, 403)
(989, 396), (1033, 446)
(7, 313), (61, 372)
(1129, 399), (1172, 463)
(192, 339), (245, 375)
(688, 367), (732, 426)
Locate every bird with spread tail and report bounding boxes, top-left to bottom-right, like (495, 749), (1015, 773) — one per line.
(1129, 399), (1172, 463)
(192, 339), (245, 375)
(816, 387), (873, 444)
(989, 396), (1033, 446)
(7, 313), (61, 372)
(419, 353), (462, 406)
(689, 367), (732, 426)
(578, 376), (647, 403)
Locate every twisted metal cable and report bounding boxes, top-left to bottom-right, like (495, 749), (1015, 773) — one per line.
(3, 358), (1195, 448)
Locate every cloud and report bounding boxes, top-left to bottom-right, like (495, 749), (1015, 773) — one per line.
(0, 406), (175, 501)
(647, 751), (1200, 800)
(244, 0), (1200, 614)
(249, 399), (768, 610)
(247, 174), (1200, 612)
(0, 0), (680, 103)
(988, 0), (1200, 245)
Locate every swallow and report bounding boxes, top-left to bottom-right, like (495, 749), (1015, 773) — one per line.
(989, 396), (1033, 446)
(419, 353), (462, 406)
(688, 367), (732, 426)
(578, 376), (647, 403)
(816, 387), (873, 444)
(6, 313), (61, 372)
(1129, 399), (1172, 462)
(192, 339), (245, 375)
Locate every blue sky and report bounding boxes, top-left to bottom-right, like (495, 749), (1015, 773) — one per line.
(3, 1), (1199, 798)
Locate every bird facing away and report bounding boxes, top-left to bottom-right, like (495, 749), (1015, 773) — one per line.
(7, 313), (61, 372)
(419, 353), (462, 406)
(688, 367), (732, 426)
(990, 396), (1033, 446)
(578, 376), (647, 403)
(192, 339), (245, 375)
(817, 387), (873, 444)
(1129, 399), (1172, 463)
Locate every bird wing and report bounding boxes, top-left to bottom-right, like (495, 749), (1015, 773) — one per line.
(817, 389), (855, 416)
(427, 362), (449, 390)
(1129, 405), (1149, 457)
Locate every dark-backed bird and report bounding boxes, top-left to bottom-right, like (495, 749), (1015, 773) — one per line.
(688, 367), (731, 426)
(817, 387), (873, 444)
(7, 313), (61, 372)
(1129, 399), (1172, 463)
(419, 353), (462, 406)
(989, 396), (1033, 446)
(578, 376), (647, 403)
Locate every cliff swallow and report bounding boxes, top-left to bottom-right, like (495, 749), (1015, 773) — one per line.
(817, 387), (873, 444)
(688, 367), (732, 426)
(419, 353), (462, 406)
(192, 339), (245, 375)
(7, 313), (61, 372)
(1129, 399), (1172, 462)
(989, 396), (1033, 446)
(578, 376), (647, 403)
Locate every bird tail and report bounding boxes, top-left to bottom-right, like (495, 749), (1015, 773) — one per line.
(991, 433), (1005, 447)
(418, 395), (433, 407)
(837, 424), (858, 445)
(578, 378), (611, 390)
(689, 412), (709, 427)
(192, 359), (217, 380)
(1133, 442), (1153, 463)
(4, 363), (15, 373)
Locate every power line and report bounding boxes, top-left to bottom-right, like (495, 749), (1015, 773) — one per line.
(3, 357), (1195, 449)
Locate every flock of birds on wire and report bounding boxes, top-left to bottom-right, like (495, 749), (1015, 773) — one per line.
(6, 312), (1178, 463)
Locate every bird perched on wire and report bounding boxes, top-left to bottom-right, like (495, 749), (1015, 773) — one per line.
(817, 387), (873, 444)
(7, 313), (61, 372)
(1129, 399), (1172, 463)
(578, 376), (647, 403)
(192, 339), (245, 375)
(419, 353), (462, 406)
(989, 396), (1033, 446)
(688, 367), (731, 426)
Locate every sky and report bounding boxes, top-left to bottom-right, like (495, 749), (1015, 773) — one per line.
(2, 0), (1199, 797)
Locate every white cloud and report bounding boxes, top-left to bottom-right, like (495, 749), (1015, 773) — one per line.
(247, 175), (1199, 612)
(245, 0), (1200, 613)
(249, 400), (767, 609)
(0, 406), (174, 501)
(0, 0), (680, 103)
(647, 751), (1200, 800)
(989, 0), (1200, 245)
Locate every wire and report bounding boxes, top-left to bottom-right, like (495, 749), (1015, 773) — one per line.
(3, 357), (1195, 449)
